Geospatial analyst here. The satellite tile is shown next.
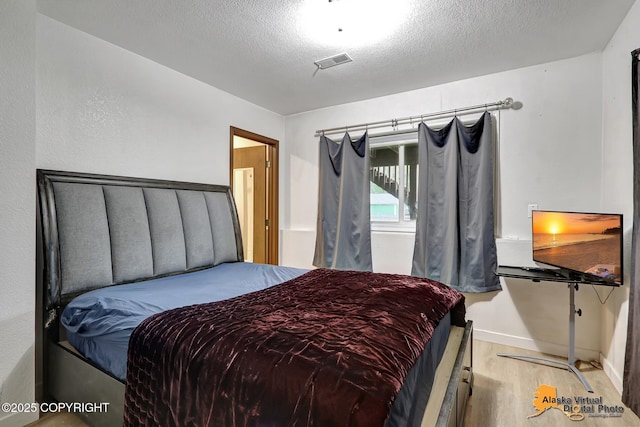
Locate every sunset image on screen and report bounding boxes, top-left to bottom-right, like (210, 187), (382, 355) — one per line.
(532, 211), (622, 284)
(532, 212), (620, 235)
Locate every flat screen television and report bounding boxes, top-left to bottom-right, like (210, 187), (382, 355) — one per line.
(532, 210), (623, 285)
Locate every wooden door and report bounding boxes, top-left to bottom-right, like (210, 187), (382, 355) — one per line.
(233, 146), (267, 263)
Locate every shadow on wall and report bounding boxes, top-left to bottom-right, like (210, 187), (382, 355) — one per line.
(501, 276), (602, 361)
(463, 288), (501, 306)
(0, 343), (36, 426)
(600, 226), (633, 364)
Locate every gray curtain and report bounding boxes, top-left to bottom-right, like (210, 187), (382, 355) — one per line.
(313, 132), (372, 271)
(622, 48), (640, 417)
(411, 112), (501, 293)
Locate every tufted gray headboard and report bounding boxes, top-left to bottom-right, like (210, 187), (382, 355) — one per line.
(37, 169), (244, 310)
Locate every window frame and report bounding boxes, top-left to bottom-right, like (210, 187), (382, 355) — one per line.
(369, 132), (419, 233)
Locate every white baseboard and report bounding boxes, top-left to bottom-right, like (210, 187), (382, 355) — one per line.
(474, 328), (600, 362)
(600, 353), (623, 394)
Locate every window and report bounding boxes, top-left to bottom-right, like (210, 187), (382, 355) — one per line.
(369, 134), (419, 231)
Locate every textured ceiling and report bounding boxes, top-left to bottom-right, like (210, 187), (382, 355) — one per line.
(37, 0), (635, 115)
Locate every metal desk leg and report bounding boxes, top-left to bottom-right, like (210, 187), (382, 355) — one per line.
(497, 283), (593, 393)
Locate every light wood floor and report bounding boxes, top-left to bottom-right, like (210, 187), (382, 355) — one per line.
(24, 411), (87, 427)
(26, 340), (640, 427)
(463, 341), (640, 427)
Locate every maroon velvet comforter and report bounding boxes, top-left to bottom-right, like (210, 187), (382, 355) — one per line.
(123, 268), (465, 427)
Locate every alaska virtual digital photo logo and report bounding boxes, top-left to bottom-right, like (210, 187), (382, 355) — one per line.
(528, 384), (624, 421)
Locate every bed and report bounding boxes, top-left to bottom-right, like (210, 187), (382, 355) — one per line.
(35, 169), (473, 427)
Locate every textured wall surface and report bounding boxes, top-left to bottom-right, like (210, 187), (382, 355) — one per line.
(0, 0), (37, 426)
(36, 15), (284, 185)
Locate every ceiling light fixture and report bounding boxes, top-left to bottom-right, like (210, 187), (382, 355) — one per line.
(298, 0), (411, 47)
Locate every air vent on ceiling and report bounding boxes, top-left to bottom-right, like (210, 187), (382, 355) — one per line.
(314, 52), (353, 70)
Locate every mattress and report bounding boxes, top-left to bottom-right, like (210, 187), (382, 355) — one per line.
(61, 262), (307, 380)
(386, 312), (451, 427)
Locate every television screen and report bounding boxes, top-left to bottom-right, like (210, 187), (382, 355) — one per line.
(532, 210), (622, 284)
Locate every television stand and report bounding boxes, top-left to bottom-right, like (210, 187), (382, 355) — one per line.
(495, 266), (619, 393)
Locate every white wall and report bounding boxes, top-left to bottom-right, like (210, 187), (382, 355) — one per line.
(0, 1), (37, 426)
(601, 0), (640, 393)
(282, 53), (608, 361)
(1, 12), (285, 427)
(37, 15), (285, 184)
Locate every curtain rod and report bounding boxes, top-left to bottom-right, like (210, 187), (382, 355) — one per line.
(314, 97), (516, 137)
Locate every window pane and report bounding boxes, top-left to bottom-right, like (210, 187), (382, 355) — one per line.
(370, 145), (400, 222)
(404, 143), (418, 221)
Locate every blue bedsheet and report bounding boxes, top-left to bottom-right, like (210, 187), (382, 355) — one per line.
(61, 262), (307, 380)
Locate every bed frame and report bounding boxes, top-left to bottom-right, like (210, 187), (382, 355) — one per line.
(35, 169), (473, 427)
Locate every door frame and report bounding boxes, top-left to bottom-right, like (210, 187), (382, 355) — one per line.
(229, 126), (279, 265)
